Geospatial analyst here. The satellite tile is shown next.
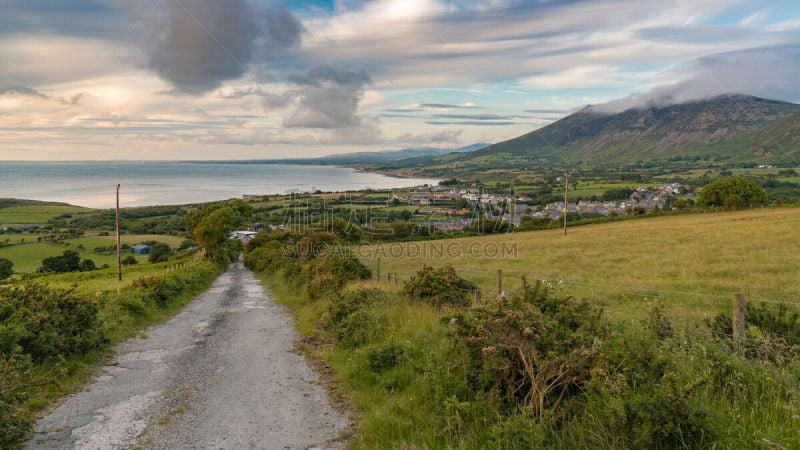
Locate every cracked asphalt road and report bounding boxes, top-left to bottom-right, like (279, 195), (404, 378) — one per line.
(26, 259), (347, 450)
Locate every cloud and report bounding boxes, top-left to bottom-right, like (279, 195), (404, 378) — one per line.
(284, 65), (372, 128)
(136, 0), (303, 95)
(419, 103), (484, 109)
(394, 129), (463, 145)
(592, 44), (800, 113)
(431, 113), (512, 120)
(523, 109), (574, 114)
(426, 121), (516, 126)
(0, 85), (49, 99)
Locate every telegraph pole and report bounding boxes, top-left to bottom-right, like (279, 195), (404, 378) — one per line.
(116, 184), (122, 282)
(563, 173), (569, 236)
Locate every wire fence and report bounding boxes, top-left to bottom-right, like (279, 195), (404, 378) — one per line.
(373, 261), (800, 348)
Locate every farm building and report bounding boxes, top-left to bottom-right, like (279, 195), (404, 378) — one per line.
(131, 244), (151, 255)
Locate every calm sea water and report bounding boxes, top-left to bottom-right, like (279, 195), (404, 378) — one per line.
(0, 162), (440, 209)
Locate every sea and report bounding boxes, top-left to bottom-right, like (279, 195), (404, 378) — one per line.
(0, 162), (441, 209)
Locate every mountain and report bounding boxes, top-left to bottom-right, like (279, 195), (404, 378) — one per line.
(385, 95), (800, 175)
(216, 143), (490, 166)
(313, 143), (489, 164)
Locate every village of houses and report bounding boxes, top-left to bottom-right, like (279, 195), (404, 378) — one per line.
(226, 182), (686, 239)
(393, 182), (685, 230)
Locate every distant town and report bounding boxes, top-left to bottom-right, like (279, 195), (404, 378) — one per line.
(384, 182), (686, 230)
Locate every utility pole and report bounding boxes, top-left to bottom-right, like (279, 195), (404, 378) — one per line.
(116, 184), (122, 282)
(563, 173), (569, 236)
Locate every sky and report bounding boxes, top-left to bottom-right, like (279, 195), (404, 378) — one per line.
(1, 0), (800, 160)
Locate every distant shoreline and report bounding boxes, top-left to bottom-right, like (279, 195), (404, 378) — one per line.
(0, 162), (440, 209)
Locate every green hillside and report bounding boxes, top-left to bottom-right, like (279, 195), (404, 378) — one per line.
(381, 95), (800, 177)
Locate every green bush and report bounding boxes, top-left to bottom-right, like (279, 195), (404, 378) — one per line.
(335, 308), (387, 348)
(301, 253), (371, 299)
(0, 354), (33, 448)
(148, 242), (172, 263)
(328, 288), (387, 326)
(328, 288), (388, 348)
(0, 258), (12, 281)
(367, 342), (406, 373)
(121, 255), (138, 266)
(0, 283), (107, 361)
(452, 278), (603, 419)
(131, 274), (190, 307)
(403, 266), (477, 308)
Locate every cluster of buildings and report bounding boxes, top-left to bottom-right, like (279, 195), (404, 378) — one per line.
(405, 183), (685, 227)
(534, 183), (683, 219)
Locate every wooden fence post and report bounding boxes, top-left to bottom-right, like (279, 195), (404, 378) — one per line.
(394, 273), (399, 287)
(475, 289), (481, 306)
(376, 258), (381, 282)
(497, 269), (503, 295)
(732, 293), (745, 352)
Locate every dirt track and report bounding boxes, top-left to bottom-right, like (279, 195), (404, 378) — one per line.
(27, 259), (347, 449)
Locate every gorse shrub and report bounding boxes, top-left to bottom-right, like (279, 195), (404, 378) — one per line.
(0, 283), (106, 361)
(367, 342), (406, 373)
(403, 265), (477, 308)
(244, 231), (371, 299)
(440, 283), (727, 448)
(328, 288), (388, 326)
(0, 354), (33, 448)
(328, 288), (388, 348)
(452, 278), (603, 419)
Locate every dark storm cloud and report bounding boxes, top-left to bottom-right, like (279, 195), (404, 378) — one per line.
(284, 65), (372, 129)
(137, 0), (303, 95)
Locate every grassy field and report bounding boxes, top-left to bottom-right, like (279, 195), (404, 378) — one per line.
(0, 205), (91, 224)
(359, 207), (800, 324)
(0, 235), (185, 274)
(0, 242), (147, 273)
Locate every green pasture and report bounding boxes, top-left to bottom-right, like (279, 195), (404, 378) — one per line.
(0, 234), (183, 274)
(359, 207), (800, 323)
(0, 205), (91, 224)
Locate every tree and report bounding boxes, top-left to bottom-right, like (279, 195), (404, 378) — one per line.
(670, 198), (691, 212)
(0, 258), (13, 281)
(79, 259), (97, 272)
(121, 255), (138, 266)
(148, 242), (172, 263)
(39, 250), (81, 273)
(698, 177), (767, 209)
(189, 199), (253, 259)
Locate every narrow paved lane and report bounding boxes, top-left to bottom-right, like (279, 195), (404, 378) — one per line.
(27, 259), (347, 449)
